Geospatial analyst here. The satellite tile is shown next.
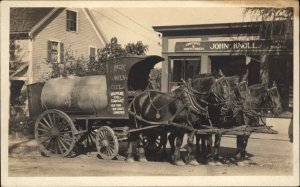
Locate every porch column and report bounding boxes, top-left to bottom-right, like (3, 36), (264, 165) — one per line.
(161, 37), (169, 92)
(200, 55), (211, 74)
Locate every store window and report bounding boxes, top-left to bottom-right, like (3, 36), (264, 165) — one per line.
(66, 10), (77, 32)
(169, 58), (201, 91)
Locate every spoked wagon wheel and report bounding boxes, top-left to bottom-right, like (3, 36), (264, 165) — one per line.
(35, 109), (76, 157)
(143, 133), (165, 153)
(96, 126), (119, 160)
(84, 127), (98, 147)
(77, 125), (98, 148)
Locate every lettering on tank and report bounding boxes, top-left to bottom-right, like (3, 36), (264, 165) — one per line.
(107, 60), (128, 116)
(110, 91), (125, 114)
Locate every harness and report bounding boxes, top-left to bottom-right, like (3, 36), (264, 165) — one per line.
(247, 86), (280, 116)
(129, 76), (231, 130)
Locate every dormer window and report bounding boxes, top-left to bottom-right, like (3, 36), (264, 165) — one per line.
(66, 10), (77, 32)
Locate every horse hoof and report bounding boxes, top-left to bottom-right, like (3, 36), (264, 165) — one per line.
(189, 160), (200, 166)
(215, 161), (223, 166)
(126, 157), (135, 163)
(175, 161), (186, 166)
(237, 161), (246, 166)
(139, 158), (148, 163)
(208, 161), (216, 166)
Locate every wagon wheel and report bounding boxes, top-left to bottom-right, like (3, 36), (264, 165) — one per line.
(77, 125), (98, 148)
(84, 127), (98, 147)
(143, 133), (164, 153)
(35, 109), (76, 157)
(96, 126), (119, 160)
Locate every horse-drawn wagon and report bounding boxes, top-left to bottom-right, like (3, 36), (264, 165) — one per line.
(28, 55), (281, 165)
(28, 55), (165, 159)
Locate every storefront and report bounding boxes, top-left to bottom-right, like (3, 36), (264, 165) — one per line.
(153, 21), (293, 111)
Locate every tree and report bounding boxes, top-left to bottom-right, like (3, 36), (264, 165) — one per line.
(86, 37), (148, 75)
(243, 7), (293, 83)
(49, 37), (149, 77)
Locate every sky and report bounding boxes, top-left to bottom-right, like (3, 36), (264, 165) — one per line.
(91, 7), (256, 56)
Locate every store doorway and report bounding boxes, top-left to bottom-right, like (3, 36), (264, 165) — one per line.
(169, 57), (201, 91)
(210, 55), (246, 76)
(210, 55), (261, 85)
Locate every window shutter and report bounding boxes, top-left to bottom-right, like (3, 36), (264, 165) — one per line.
(60, 42), (64, 63)
(66, 11), (70, 31)
(47, 40), (51, 62)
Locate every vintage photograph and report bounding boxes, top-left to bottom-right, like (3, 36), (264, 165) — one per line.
(1, 0), (299, 186)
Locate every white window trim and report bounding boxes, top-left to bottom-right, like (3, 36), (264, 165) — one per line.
(49, 40), (61, 64)
(66, 9), (79, 33)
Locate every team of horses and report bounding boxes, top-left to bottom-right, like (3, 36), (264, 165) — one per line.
(127, 71), (282, 166)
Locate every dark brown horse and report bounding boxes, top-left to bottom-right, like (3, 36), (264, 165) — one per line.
(127, 74), (231, 166)
(233, 82), (282, 164)
(205, 77), (282, 165)
(194, 74), (248, 165)
(201, 74), (281, 165)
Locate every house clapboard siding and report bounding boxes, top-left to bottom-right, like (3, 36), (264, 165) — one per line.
(33, 8), (104, 82)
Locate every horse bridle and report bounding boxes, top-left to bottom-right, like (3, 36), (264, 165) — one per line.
(245, 83), (281, 118)
(229, 81), (248, 107)
(181, 76), (233, 121)
(260, 85), (281, 115)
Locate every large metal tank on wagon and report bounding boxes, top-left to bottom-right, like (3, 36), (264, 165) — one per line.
(41, 75), (108, 114)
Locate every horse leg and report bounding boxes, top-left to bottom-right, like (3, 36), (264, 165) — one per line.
(205, 134), (214, 159)
(236, 134), (252, 166)
(173, 133), (185, 166)
(195, 134), (201, 159)
(207, 134), (213, 157)
(241, 135), (250, 160)
(212, 134), (223, 166)
(207, 134), (216, 166)
(234, 135), (242, 159)
(126, 135), (135, 163)
(161, 132), (168, 160)
(199, 134), (208, 163)
(168, 132), (176, 155)
(187, 131), (199, 166)
(137, 133), (147, 162)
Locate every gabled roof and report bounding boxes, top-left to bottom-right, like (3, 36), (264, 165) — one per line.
(10, 8), (107, 45)
(10, 8), (53, 33)
(9, 63), (29, 80)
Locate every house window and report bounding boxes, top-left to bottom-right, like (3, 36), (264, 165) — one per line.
(50, 41), (59, 63)
(66, 10), (77, 32)
(48, 41), (64, 64)
(89, 47), (96, 61)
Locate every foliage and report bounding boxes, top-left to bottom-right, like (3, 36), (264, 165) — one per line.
(125, 41), (148, 56)
(148, 68), (161, 90)
(9, 115), (34, 138)
(92, 37), (149, 75)
(244, 7), (293, 40)
(49, 37), (149, 78)
(244, 7), (293, 21)
(243, 7), (293, 83)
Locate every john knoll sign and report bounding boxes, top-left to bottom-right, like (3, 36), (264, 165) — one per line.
(175, 40), (291, 52)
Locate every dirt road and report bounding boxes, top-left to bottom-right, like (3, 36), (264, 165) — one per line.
(8, 133), (293, 176)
